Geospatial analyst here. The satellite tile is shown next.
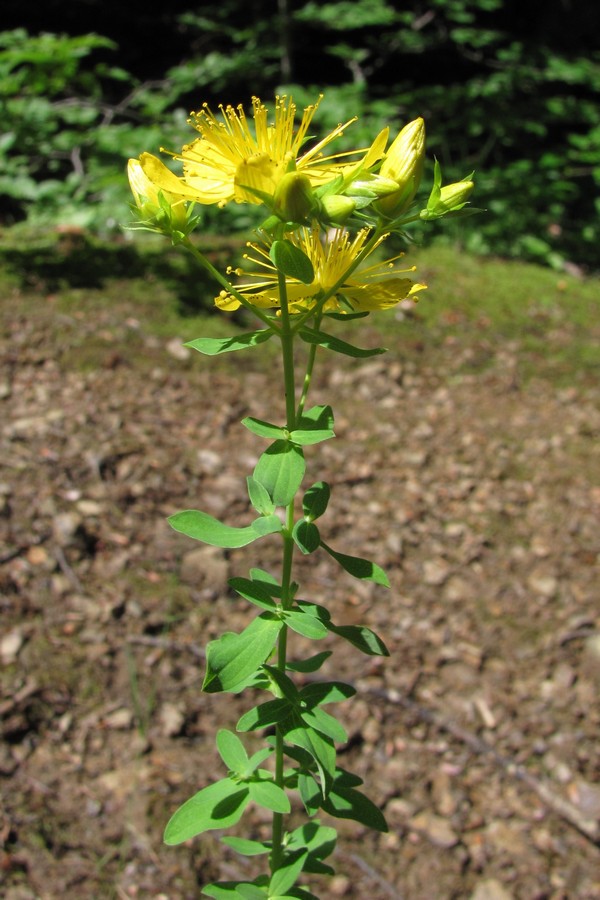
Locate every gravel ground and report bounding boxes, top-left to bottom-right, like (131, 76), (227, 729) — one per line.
(1, 271), (599, 899)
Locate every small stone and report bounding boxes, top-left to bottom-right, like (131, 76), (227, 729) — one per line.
(409, 810), (459, 848)
(1, 629), (25, 665)
(470, 878), (514, 900)
(166, 337), (191, 361)
(158, 701), (186, 737)
(52, 511), (83, 547)
(330, 875), (351, 895)
(423, 558), (452, 586)
(567, 779), (600, 820)
(527, 573), (558, 599)
(103, 707), (133, 730)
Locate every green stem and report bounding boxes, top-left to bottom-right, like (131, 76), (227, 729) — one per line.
(271, 263), (297, 874)
(181, 237), (280, 333)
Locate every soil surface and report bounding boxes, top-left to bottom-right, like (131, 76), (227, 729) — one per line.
(1, 267), (600, 899)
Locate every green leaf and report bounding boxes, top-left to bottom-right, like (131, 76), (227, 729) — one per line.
(216, 729), (249, 773)
(242, 417), (287, 440)
(292, 520), (320, 555)
(327, 623), (389, 657)
(322, 784), (388, 833)
(237, 698), (291, 732)
(185, 329), (274, 355)
(320, 540), (390, 586)
(270, 849), (308, 896)
(164, 778), (250, 845)
(286, 723), (336, 791)
(169, 510), (282, 548)
(229, 577), (278, 611)
(246, 477), (276, 516)
(302, 482), (331, 521)
(325, 310), (369, 320)
(290, 405), (335, 445)
(253, 441), (306, 507)
(245, 747), (273, 775)
(287, 822), (337, 874)
(221, 837), (270, 856)
(299, 326), (385, 358)
(302, 706), (348, 743)
(300, 681), (356, 706)
(270, 239), (315, 284)
(286, 651), (332, 673)
(248, 777), (290, 813)
(284, 608), (329, 640)
(203, 614), (282, 693)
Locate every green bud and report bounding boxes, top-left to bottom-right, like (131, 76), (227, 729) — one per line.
(319, 194), (357, 224)
(273, 171), (316, 223)
(421, 173), (475, 219)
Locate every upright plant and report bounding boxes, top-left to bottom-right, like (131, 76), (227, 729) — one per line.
(128, 94), (476, 898)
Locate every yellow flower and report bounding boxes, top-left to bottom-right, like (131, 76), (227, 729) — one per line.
(138, 95), (371, 208)
(216, 227), (426, 313)
(127, 158), (190, 231)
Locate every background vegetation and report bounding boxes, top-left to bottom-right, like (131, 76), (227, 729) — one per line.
(1, 0), (599, 270)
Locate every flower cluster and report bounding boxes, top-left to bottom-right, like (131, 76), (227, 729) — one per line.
(128, 94), (475, 315)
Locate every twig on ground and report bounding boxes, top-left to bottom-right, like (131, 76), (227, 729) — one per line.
(369, 686), (600, 846)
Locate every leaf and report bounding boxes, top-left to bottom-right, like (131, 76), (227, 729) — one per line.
(292, 520), (320, 555)
(300, 681), (356, 706)
(248, 777), (290, 813)
(289, 405), (335, 445)
(326, 623), (389, 657)
(164, 779), (249, 845)
(302, 706), (348, 743)
(203, 614), (282, 693)
(242, 417), (287, 440)
(185, 329), (274, 355)
(269, 849), (308, 896)
(229, 576), (278, 611)
(237, 698), (291, 732)
(216, 729), (249, 773)
(253, 441), (306, 507)
(322, 784), (388, 833)
(270, 239), (315, 284)
(286, 723), (336, 792)
(284, 608), (329, 640)
(299, 326), (385, 358)
(169, 510), (282, 548)
(286, 651), (332, 673)
(221, 836), (270, 856)
(302, 482), (331, 521)
(320, 540), (390, 586)
(287, 822), (337, 874)
(246, 477), (275, 516)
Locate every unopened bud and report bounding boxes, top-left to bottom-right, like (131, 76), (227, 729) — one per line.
(422, 177), (474, 219)
(128, 157), (190, 233)
(320, 194), (356, 224)
(376, 117), (426, 217)
(273, 171), (316, 223)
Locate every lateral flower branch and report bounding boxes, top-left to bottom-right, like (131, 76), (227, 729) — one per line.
(127, 93), (477, 899)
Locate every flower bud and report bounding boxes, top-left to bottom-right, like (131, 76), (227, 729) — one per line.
(273, 171), (316, 223)
(376, 117), (426, 217)
(421, 174), (475, 219)
(128, 157), (190, 233)
(319, 194), (357, 224)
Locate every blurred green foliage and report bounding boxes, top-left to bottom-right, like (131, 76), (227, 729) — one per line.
(1, 0), (599, 269)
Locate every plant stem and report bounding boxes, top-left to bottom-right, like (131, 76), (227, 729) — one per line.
(271, 264), (298, 873)
(181, 237), (280, 332)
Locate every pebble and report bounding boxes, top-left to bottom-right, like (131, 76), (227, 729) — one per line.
(166, 337), (191, 360)
(409, 810), (459, 848)
(423, 558), (452, 586)
(0, 629), (25, 664)
(470, 878), (514, 900)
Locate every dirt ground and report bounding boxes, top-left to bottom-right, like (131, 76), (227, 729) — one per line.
(1, 267), (599, 899)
